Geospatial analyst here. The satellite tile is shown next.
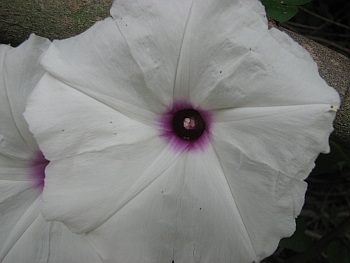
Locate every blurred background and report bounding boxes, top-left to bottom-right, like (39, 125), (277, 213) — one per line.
(1, 0), (349, 58)
(282, 0), (350, 58)
(0, 0), (113, 45)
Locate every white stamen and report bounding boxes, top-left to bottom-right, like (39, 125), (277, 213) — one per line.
(184, 117), (196, 130)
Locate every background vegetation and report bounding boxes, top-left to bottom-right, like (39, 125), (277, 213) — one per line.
(0, 0), (113, 46)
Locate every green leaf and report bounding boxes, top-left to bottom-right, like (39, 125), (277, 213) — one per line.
(311, 141), (350, 176)
(327, 239), (350, 263)
(279, 218), (312, 252)
(283, 0), (312, 4)
(260, 0), (312, 22)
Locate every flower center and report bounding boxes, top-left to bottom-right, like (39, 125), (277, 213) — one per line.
(29, 151), (49, 191)
(172, 109), (205, 141)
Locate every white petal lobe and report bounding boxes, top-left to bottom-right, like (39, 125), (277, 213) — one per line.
(1, 36), (103, 263)
(87, 145), (258, 263)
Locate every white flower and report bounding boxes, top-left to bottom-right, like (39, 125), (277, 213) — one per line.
(24, 0), (340, 262)
(0, 35), (102, 263)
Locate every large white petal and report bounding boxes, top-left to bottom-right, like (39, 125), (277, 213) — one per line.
(87, 145), (259, 263)
(0, 180), (102, 263)
(0, 36), (102, 262)
(40, 17), (168, 119)
(0, 35), (50, 252)
(110, 0), (193, 105)
(210, 104), (337, 259)
(191, 26), (339, 109)
(172, 0), (268, 103)
(41, 140), (182, 233)
(0, 181), (39, 252)
(25, 70), (184, 233)
(1, 208), (102, 263)
(109, 0), (268, 106)
(25, 73), (159, 161)
(0, 35), (50, 163)
(137, 0), (337, 110)
(212, 104), (337, 177)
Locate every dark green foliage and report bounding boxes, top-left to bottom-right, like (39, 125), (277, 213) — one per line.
(311, 141), (350, 176)
(279, 218), (312, 252)
(260, 0), (312, 22)
(327, 239), (350, 263)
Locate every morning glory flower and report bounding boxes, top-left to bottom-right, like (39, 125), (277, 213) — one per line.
(24, 0), (340, 262)
(0, 35), (102, 263)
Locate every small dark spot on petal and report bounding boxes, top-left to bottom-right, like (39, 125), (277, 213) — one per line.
(110, 121), (113, 123)
(199, 207), (202, 210)
(219, 71), (222, 73)
(61, 129), (65, 132)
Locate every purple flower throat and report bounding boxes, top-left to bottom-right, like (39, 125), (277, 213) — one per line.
(29, 151), (49, 191)
(158, 100), (212, 152)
